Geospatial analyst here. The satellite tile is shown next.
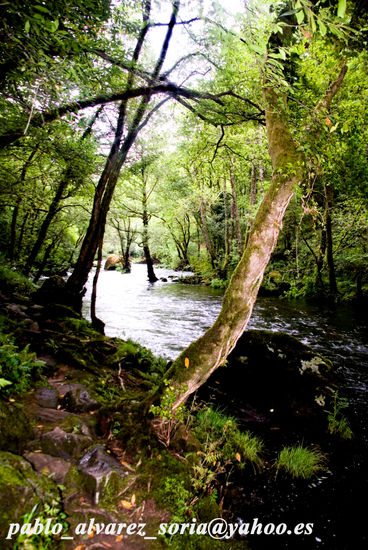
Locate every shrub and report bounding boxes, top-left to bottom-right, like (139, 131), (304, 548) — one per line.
(276, 445), (326, 479)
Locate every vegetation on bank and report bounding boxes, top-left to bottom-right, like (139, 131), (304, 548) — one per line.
(0, 265), (357, 548)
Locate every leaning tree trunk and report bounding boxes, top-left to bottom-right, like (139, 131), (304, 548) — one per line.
(167, 86), (304, 408)
(167, 63), (347, 410)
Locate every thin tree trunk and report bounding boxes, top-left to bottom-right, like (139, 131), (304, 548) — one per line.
(324, 181), (337, 297)
(91, 230), (105, 334)
(316, 224), (326, 290)
(9, 148), (38, 262)
(23, 178), (68, 275)
(199, 198), (215, 267)
(230, 165), (242, 256)
(142, 184), (158, 283)
(33, 237), (59, 283)
(245, 162), (258, 246)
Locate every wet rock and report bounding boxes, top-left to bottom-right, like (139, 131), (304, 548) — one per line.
(6, 303), (28, 319)
(40, 427), (92, 459)
(0, 451), (59, 543)
(60, 384), (99, 413)
(0, 400), (32, 453)
(34, 387), (58, 409)
(77, 445), (128, 505)
(160, 277), (168, 282)
(32, 276), (83, 314)
(196, 330), (335, 437)
(24, 451), (70, 484)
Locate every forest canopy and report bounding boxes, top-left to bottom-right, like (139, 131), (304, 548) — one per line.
(0, 0), (367, 316)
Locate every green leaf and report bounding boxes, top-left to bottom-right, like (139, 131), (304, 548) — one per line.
(24, 20), (30, 33)
(296, 9), (304, 25)
(318, 19), (327, 36)
(0, 378), (12, 389)
(337, 0), (347, 18)
(34, 5), (50, 13)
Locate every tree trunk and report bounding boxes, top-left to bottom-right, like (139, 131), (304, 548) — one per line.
(142, 186), (158, 283)
(65, 0), (178, 303)
(23, 178), (68, 276)
(167, 62), (347, 409)
(245, 162), (258, 246)
(167, 85), (304, 409)
(324, 181), (337, 298)
(230, 166), (242, 256)
(91, 229), (105, 334)
(199, 198), (215, 267)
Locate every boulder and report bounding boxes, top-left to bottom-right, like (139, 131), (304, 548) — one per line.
(77, 445), (128, 505)
(24, 451), (70, 484)
(104, 255), (124, 271)
(34, 387), (58, 409)
(59, 384), (99, 413)
(39, 427), (92, 459)
(196, 330), (335, 437)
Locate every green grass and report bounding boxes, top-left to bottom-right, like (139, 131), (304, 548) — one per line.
(276, 445), (326, 479)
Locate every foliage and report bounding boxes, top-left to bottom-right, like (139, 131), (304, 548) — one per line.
(12, 501), (68, 550)
(190, 407), (263, 493)
(0, 333), (46, 396)
(0, 263), (36, 296)
(325, 389), (353, 439)
(276, 445), (326, 479)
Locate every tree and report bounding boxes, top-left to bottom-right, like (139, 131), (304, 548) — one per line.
(166, 2), (350, 409)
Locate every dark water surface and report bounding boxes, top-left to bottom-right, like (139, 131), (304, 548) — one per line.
(83, 264), (368, 549)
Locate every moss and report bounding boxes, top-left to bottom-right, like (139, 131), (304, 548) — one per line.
(0, 399), (32, 453)
(0, 265), (36, 296)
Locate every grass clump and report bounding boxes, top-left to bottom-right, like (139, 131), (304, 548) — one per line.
(276, 445), (326, 479)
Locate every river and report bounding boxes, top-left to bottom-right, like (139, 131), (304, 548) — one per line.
(83, 264), (367, 435)
(83, 263), (368, 549)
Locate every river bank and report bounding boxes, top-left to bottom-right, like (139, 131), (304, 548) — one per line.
(0, 266), (367, 549)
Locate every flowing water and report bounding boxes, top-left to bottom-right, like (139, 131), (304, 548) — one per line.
(83, 264), (368, 431)
(83, 263), (368, 549)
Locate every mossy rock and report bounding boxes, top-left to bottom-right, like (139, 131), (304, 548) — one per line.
(0, 451), (60, 542)
(196, 330), (335, 438)
(0, 400), (32, 453)
(104, 254), (124, 270)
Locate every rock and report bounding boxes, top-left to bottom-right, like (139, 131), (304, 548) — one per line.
(6, 303), (28, 319)
(34, 387), (58, 409)
(24, 451), (70, 484)
(160, 277), (168, 282)
(39, 427), (92, 459)
(196, 330), (335, 437)
(0, 451), (60, 542)
(104, 255), (124, 271)
(0, 400), (32, 454)
(77, 445), (128, 505)
(60, 384), (99, 413)
(32, 276), (84, 313)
